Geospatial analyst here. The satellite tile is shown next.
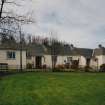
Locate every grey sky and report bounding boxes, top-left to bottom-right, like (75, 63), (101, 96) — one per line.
(7, 0), (105, 48)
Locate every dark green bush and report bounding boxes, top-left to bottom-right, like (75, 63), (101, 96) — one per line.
(52, 68), (64, 72)
(71, 60), (79, 69)
(84, 66), (90, 72)
(26, 63), (32, 69)
(65, 63), (70, 69)
(84, 66), (92, 72)
(100, 64), (105, 72)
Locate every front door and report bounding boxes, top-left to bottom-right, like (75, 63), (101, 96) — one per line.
(86, 58), (90, 67)
(36, 56), (42, 69)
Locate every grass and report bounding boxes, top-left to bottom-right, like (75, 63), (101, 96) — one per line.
(0, 72), (105, 105)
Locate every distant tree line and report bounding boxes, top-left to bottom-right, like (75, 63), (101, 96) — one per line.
(0, 33), (70, 46)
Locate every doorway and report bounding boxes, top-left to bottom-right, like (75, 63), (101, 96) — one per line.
(35, 56), (42, 69)
(86, 58), (90, 67)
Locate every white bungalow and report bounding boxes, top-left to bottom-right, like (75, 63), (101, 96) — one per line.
(90, 45), (105, 70)
(26, 42), (95, 70)
(0, 45), (26, 70)
(44, 44), (93, 69)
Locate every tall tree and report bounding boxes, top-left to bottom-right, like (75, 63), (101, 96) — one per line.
(0, 0), (34, 71)
(50, 31), (61, 70)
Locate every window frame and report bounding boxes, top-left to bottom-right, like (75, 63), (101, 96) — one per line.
(67, 57), (72, 63)
(7, 51), (16, 60)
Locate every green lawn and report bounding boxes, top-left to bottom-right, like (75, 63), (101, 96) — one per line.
(0, 72), (105, 105)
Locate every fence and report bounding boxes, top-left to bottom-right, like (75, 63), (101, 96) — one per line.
(0, 64), (52, 72)
(0, 64), (101, 74)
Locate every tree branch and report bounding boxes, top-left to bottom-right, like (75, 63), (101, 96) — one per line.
(5, 1), (21, 6)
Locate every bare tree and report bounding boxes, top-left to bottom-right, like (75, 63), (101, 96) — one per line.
(0, 0), (34, 71)
(50, 31), (61, 70)
(27, 34), (32, 44)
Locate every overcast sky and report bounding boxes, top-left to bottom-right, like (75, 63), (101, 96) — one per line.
(8, 0), (105, 48)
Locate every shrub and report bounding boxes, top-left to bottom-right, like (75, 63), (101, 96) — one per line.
(84, 66), (93, 72)
(70, 60), (79, 70)
(52, 65), (65, 72)
(56, 64), (65, 69)
(53, 68), (66, 72)
(100, 64), (105, 72)
(26, 63), (32, 69)
(84, 66), (90, 72)
(65, 63), (70, 69)
(52, 68), (60, 72)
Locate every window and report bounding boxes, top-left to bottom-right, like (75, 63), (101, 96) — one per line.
(67, 57), (72, 63)
(26, 52), (31, 59)
(7, 51), (16, 59)
(86, 58), (90, 66)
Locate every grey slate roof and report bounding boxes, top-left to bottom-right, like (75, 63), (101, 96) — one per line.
(74, 48), (93, 58)
(61, 47), (93, 58)
(26, 43), (46, 56)
(0, 43), (26, 50)
(45, 44), (93, 58)
(62, 45), (72, 55)
(0, 43), (93, 58)
(45, 44), (72, 55)
(94, 47), (105, 56)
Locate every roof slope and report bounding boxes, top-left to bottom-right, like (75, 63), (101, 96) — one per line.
(45, 44), (93, 58)
(45, 44), (72, 55)
(0, 43), (93, 58)
(27, 43), (46, 56)
(74, 48), (93, 58)
(0, 43), (26, 50)
(94, 47), (105, 56)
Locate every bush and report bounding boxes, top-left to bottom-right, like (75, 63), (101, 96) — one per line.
(65, 63), (70, 69)
(84, 66), (90, 72)
(53, 68), (66, 72)
(52, 68), (60, 72)
(71, 60), (79, 69)
(56, 64), (65, 69)
(52, 65), (65, 72)
(84, 66), (93, 72)
(26, 63), (32, 69)
(100, 64), (105, 72)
